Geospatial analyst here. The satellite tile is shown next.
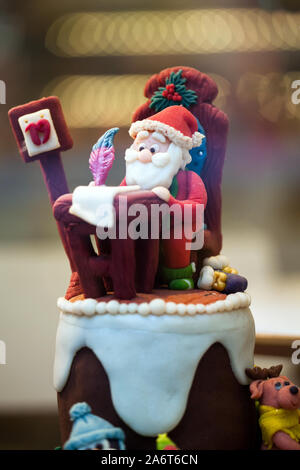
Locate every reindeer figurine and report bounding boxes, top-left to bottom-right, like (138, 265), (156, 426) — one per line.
(246, 365), (300, 450)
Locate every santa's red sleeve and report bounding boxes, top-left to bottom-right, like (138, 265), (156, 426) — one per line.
(168, 170), (207, 231)
(120, 171), (207, 231)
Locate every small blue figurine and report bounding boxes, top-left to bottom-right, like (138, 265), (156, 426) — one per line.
(64, 402), (126, 450)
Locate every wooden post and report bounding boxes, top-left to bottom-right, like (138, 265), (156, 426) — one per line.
(8, 96), (75, 271)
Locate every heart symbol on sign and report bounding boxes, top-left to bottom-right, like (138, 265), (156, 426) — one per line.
(25, 119), (51, 146)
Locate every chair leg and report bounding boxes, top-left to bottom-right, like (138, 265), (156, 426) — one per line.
(67, 228), (106, 299)
(110, 237), (136, 300)
(135, 238), (159, 293)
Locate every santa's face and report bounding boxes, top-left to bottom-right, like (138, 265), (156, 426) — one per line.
(125, 131), (183, 190)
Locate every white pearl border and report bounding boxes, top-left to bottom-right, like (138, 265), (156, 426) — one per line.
(57, 292), (251, 317)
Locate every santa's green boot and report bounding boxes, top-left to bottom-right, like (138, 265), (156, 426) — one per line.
(160, 262), (196, 290)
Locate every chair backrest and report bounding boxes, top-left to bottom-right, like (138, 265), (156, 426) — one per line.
(132, 66), (229, 261)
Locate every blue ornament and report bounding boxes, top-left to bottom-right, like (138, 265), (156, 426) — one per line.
(186, 119), (207, 176)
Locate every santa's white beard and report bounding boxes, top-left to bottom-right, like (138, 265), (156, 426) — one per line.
(125, 143), (183, 190)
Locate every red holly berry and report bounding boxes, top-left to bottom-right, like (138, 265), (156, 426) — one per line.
(166, 84), (175, 91)
(162, 83), (181, 101)
(173, 93), (182, 101)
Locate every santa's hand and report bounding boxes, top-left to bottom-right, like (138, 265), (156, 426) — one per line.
(152, 186), (170, 202)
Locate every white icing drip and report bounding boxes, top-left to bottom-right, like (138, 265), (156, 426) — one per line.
(54, 307), (255, 436)
(69, 184), (140, 228)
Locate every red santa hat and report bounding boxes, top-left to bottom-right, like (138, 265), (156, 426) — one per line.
(129, 105), (203, 150)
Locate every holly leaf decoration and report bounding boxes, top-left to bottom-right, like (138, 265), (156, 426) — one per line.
(150, 69), (197, 112)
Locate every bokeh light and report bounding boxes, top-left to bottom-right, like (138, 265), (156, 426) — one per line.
(43, 71), (300, 128)
(46, 8), (300, 57)
(237, 72), (300, 122)
(42, 73), (231, 128)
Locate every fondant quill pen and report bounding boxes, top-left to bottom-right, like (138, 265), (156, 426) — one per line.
(89, 127), (119, 185)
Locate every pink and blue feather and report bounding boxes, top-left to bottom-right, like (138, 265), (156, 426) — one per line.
(89, 127), (119, 186)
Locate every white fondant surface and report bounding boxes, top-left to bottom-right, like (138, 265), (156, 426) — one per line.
(54, 308), (255, 436)
(69, 184), (140, 228)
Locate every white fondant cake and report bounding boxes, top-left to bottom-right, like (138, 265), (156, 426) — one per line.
(54, 303), (255, 436)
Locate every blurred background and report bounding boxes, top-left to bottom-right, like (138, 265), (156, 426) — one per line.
(0, 0), (299, 449)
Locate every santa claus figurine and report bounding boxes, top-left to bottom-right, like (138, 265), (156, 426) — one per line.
(121, 105), (207, 290)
